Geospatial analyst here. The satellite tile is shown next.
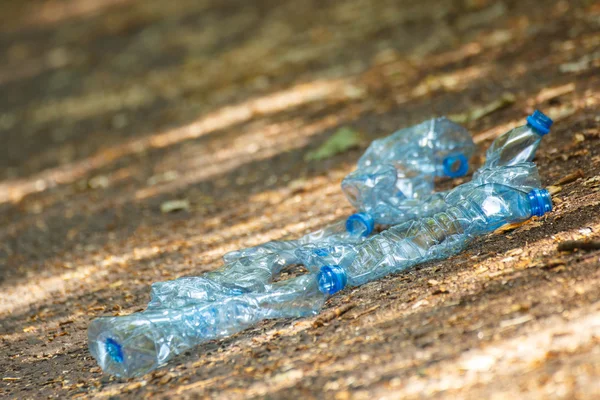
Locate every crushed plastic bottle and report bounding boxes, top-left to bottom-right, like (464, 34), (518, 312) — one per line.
(148, 219), (371, 311)
(228, 111), (551, 257)
(342, 117), (475, 207)
(150, 162), (541, 310)
(484, 110), (552, 168)
(224, 117), (475, 263)
(355, 117), (474, 180)
(311, 182), (553, 291)
(149, 111), (551, 310)
(221, 219), (367, 264)
(168, 111), (551, 306)
(89, 273), (327, 377)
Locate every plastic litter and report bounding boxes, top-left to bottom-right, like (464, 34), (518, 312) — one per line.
(307, 182), (552, 291)
(88, 172), (551, 377)
(88, 111), (553, 378)
(345, 110), (552, 229)
(341, 117), (475, 207)
(224, 117), (475, 262)
(89, 274), (325, 377)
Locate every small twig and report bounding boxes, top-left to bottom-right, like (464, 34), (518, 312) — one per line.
(175, 375), (227, 395)
(553, 169), (584, 186)
(350, 304), (380, 320)
(557, 240), (600, 252)
(312, 303), (355, 327)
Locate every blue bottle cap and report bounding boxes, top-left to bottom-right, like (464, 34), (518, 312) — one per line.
(443, 153), (469, 178)
(318, 265), (347, 295)
(527, 188), (553, 217)
(346, 212), (374, 237)
(105, 337), (124, 364)
(526, 110), (553, 136)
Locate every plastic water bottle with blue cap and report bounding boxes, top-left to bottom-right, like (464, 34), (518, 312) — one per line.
(168, 111), (552, 306)
(149, 160), (542, 311)
(85, 111), (554, 378)
(354, 117), (474, 181)
(484, 110), (552, 167)
(313, 182), (553, 293)
(88, 273), (327, 378)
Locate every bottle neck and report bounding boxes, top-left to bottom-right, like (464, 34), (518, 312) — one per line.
(527, 188), (553, 217)
(525, 109), (552, 136)
(526, 122), (547, 137)
(346, 213), (374, 236)
(318, 265), (347, 295)
(442, 153), (469, 178)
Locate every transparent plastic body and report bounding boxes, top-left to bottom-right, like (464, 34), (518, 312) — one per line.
(356, 117), (474, 178)
(221, 220), (362, 265)
(217, 113), (551, 283)
(313, 183), (552, 290)
(226, 118), (475, 263)
(227, 111), (552, 261)
(361, 162), (542, 226)
(342, 117), (474, 206)
(152, 163), (540, 309)
(89, 274), (326, 378)
(484, 122), (548, 168)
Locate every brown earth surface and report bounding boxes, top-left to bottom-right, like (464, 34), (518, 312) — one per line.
(1, 0), (599, 398)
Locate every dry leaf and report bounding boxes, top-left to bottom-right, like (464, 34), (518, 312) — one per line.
(160, 199), (190, 213)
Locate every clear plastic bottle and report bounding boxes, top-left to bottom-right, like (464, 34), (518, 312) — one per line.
(221, 219), (368, 264)
(147, 109), (552, 315)
(355, 117), (474, 180)
(149, 220), (371, 310)
(158, 112), (551, 306)
(483, 110), (552, 168)
(315, 183), (552, 293)
(89, 274), (327, 378)
(150, 162), (542, 310)
(342, 117), (474, 206)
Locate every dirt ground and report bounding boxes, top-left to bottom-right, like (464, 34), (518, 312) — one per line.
(1, 0), (599, 398)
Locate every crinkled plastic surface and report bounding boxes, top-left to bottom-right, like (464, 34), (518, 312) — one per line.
(148, 115), (550, 310)
(343, 117), (474, 206)
(222, 220), (363, 264)
(484, 124), (546, 168)
(89, 274), (326, 377)
(367, 162), (542, 226)
(356, 117), (474, 179)
(310, 182), (552, 289)
(227, 118), (474, 263)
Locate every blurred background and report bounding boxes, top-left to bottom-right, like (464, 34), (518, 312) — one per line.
(1, 0), (599, 398)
